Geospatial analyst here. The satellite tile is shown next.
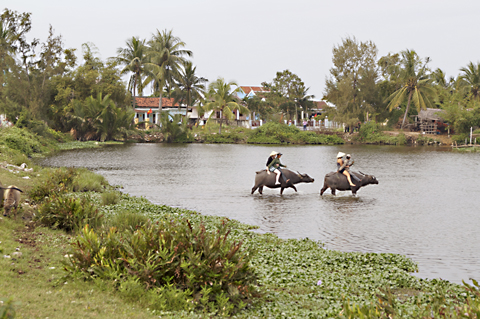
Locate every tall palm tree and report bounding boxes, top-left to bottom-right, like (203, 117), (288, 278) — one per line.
(72, 93), (134, 141)
(294, 86), (315, 119)
(203, 78), (249, 133)
(173, 61), (207, 116)
(116, 37), (154, 107)
(458, 62), (480, 104)
(386, 50), (436, 129)
(147, 29), (192, 109)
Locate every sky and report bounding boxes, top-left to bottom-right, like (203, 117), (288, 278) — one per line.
(3, 0), (480, 99)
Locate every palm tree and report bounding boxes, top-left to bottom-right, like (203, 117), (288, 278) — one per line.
(71, 93), (134, 141)
(294, 86), (315, 119)
(147, 29), (192, 109)
(116, 37), (154, 107)
(458, 62), (480, 104)
(173, 61), (207, 116)
(203, 78), (249, 133)
(386, 50), (436, 129)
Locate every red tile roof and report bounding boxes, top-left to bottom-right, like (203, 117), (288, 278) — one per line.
(240, 86), (267, 95)
(134, 97), (180, 109)
(313, 101), (327, 109)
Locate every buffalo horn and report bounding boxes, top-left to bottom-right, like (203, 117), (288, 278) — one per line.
(358, 171), (366, 176)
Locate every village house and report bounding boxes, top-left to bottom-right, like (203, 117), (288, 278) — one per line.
(133, 97), (192, 127)
(237, 86), (269, 99)
(412, 108), (447, 134)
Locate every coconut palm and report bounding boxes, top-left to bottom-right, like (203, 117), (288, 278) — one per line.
(203, 78), (249, 133)
(116, 37), (155, 107)
(172, 61), (207, 116)
(386, 50), (436, 129)
(458, 62), (480, 104)
(294, 86), (315, 119)
(147, 29), (192, 109)
(71, 93), (134, 141)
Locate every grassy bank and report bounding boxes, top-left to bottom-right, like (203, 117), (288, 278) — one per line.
(1, 127), (480, 318)
(162, 122), (345, 145)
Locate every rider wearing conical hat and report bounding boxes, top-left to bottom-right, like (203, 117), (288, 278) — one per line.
(337, 152), (355, 187)
(266, 151), (277, 167)
(268, 153), (287, 185)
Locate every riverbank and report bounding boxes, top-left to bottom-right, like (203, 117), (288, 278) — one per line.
(126, 121), (455, 147)
(1, 127), (480, 318)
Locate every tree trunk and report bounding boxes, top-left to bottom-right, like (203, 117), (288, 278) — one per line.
(401, 91), (413, 129)
(133, 73), (137, 108)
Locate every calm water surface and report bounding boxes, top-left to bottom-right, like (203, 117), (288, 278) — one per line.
(38, 143), (480, 284)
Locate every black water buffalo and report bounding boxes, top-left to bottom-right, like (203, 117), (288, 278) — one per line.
(320, 171), (378, 196)
(251, 169), (314, 195)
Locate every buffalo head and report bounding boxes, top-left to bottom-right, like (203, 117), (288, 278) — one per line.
(298, 173), (314, 183)
(366, 175), (378, 185)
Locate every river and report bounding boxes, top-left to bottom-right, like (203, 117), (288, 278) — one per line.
(38, 143), (480, 284)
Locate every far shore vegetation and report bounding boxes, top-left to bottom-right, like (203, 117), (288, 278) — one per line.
(2, 9), (480, 149)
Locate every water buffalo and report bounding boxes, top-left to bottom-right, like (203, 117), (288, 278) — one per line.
(320, 171), (378, 196)
(3, 185), (23, 216)
(251, 169), (314, 195)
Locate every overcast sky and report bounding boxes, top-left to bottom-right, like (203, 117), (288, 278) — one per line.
(3, 0), (480, 98)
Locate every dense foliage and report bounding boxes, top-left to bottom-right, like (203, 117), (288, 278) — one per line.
(247, 122), (344, 144)
(324, 36), (480, 134)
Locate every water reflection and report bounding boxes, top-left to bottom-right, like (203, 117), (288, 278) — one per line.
(38, 143), (480, 284)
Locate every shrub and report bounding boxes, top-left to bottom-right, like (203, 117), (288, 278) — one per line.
(117, 278), (195, 313)
(72, 168), (109, 192)
(293, 131), (344, 144)
(451, 133), (469, 144)
(35, 194), (103, 232)
(66, 219), (257, 314)
(247, 122), (298, 144)
(247, 122), (344, 144)
(29, 167), (110, 203)
(29, 167), (77, 203)
(104, 210), (149, 232)
(101, 191), (121, 206)
(0, 126), (57, 157)
(355, 121), (399, 144)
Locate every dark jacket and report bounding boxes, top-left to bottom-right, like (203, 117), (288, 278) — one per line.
(268, 158), (286, 171)
(266, 156), (274, 167)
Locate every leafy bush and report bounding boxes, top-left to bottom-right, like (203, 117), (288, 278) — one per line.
(66, 219), (257, 314)
(247, 122), (299, 144)
(29, 167), (77, 203)
(355, 121), (400, 144)
(451, 133), (470, 144)
(292, 131), (344, 144)
(247, 122), (343, 144)
(104, 210), (149, 232)
(416, 135), (440, 145)
(72, 168), (109, 192)
(29, 167), (109, 203)
(0, 126), (58, 157)
(101, 191), (121, 206)
(35, 195), (103, 232)
(160, 112), (193, 143)
(116, 278), (195, 313)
